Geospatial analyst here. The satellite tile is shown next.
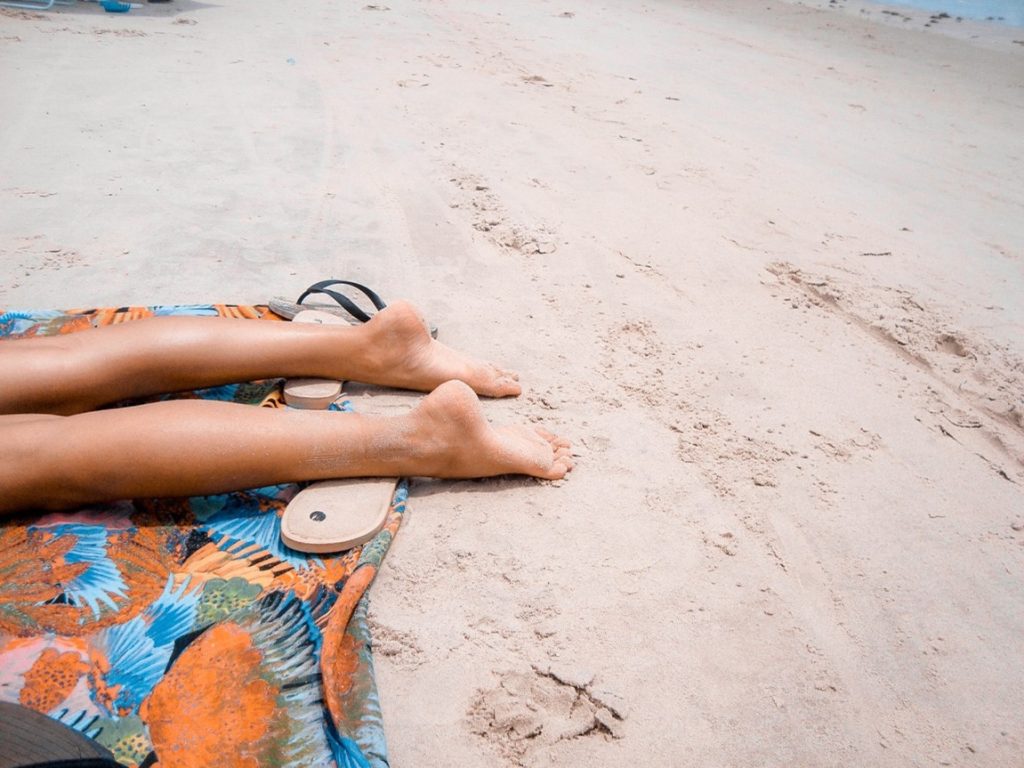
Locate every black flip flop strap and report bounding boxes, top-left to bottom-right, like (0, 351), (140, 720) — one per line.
(301, 279), (387, 310)
(296, 280), (387, 323)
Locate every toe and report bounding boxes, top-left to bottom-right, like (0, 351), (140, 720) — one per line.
(498, 377), (523, 397)
(492, 367), (522, 396)
(475, 366), (521, 398)
(540, 446), (573, 479)
(546, 456), (572, 479)
(535, 427), (570, 449)
(532, 427), (560, 445)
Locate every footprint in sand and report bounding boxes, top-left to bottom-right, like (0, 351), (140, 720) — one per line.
(468, 666), (627, 763)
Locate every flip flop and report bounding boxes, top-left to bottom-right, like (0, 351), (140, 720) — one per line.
(269, 279), (438, 338)
(282, 309), (346, 409)
(297, 279), (388, 323)
(281, 477), (397, 553)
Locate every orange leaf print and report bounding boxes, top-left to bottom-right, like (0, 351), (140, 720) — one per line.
(142, 623), (276, 768)
(19, 647), (89, 713)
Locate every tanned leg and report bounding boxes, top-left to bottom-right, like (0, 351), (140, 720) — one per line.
(0, 301), (520, 416)
(0, 381), (572, 514)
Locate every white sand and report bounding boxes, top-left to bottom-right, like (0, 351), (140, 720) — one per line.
(2, 0), (1023, 765)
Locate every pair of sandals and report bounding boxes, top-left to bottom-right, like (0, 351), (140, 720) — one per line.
(272, 281), (419, 555)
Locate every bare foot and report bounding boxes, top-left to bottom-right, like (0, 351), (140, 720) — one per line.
(353, 301), (522, 397)
(405, 381), (572, 480)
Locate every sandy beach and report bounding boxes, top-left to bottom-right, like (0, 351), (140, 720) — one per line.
(2, 0), (1023, 765)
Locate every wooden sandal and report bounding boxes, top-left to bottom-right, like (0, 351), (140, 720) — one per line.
(282, 309), (347, 409)
(281, 478), (397, 553)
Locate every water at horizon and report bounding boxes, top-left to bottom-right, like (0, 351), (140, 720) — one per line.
(868, 0), (1024, 25)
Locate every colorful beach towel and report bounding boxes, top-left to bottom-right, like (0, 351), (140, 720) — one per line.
(0, 304), (403, 768)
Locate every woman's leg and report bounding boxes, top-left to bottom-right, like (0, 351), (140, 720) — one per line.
(0, 381), (571, 514)
(0, 301), (520, 416)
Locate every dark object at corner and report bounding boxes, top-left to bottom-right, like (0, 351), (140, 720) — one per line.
(0, 703), (126, 768)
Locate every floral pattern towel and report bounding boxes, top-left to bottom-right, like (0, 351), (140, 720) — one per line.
(0, 305), (401, 768)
